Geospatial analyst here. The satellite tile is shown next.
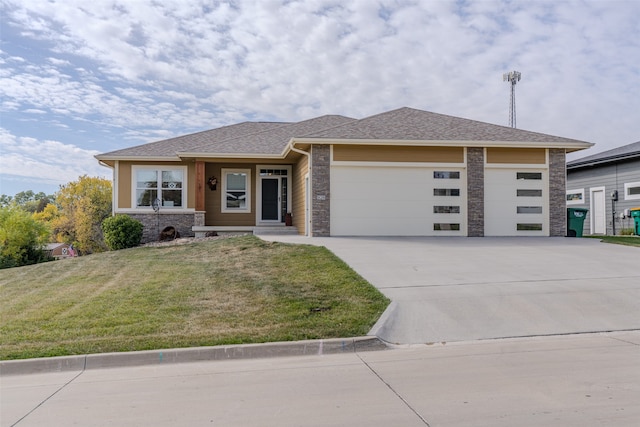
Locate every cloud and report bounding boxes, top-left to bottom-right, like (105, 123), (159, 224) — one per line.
(0, 127), (108, 185)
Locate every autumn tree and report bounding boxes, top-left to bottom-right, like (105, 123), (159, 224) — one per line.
(55, 176), (112, 254)
(0, 206), (52, 268)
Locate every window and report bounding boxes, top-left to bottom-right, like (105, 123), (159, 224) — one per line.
(517, 206), (543, 214)
(517, 189), (542, 197)
(517, 223), (543, 231)
(433, 206), (460, 214)
(134, 167), (185, 208)
(434, 223), (460, 231)
(433, 188), (460, 196)
(566, 189), (585, 205)
(517, 172), (542, 180)
(624, 182), (640, 200)
(222, 169), (251, 212)
(434, 171), (460, 179)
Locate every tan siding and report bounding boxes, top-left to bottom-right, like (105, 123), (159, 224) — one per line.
(292, 155), (309, 235)
(486, 148), (546, 164)
(118, 162), (132, 208)
(332, 145), (464, 163)
(204, 163), (256, 226)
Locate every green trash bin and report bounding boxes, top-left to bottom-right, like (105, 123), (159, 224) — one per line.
(567, 207), (588, 237)
(631, 208), (640, 236)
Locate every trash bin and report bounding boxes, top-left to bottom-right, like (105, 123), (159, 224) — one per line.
(567, 207), (588, 237)
(631, 208), (640, 236)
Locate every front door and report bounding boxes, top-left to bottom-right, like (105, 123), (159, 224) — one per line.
(261, 178), (280, 221)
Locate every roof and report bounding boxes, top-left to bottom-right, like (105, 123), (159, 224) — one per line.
(96, 107), (592, 161)
(567, 140), (640, 170)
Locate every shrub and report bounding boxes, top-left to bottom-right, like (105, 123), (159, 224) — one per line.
(0, 206), (51, 269)
(102, 215), (143, 250)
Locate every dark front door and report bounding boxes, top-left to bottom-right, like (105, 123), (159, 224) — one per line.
(261, 178), (279, 221)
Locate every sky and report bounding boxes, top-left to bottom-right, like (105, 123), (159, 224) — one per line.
(1, 0), (639, 197)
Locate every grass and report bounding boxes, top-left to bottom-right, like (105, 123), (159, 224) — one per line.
(585, 235), (640, 247)
(0, 235), (389, 360)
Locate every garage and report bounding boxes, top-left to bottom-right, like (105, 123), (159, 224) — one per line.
(484, 168), (548, 236)
(330, 165), (466, 236)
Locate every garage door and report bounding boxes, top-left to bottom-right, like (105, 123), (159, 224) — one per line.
(330, 165), (466, 236)
(484, 168), (548, 236)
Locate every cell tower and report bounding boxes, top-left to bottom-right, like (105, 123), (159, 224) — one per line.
(503, 71), (521, 128)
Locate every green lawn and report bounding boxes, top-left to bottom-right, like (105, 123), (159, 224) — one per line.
(0, 235), (389, 360)
(586, 235), (640, 247)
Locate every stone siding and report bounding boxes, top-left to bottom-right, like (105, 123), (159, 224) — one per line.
(311, 145), (331, 237)
(467, 148), (485, 237)
(548, 149), (567, 237)
(126, 212), (196, 243)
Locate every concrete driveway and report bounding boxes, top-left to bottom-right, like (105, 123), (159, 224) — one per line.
(264, 236), (640, 344)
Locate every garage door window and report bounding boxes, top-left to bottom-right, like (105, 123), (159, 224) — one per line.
(434, 188), (460, 196)
(517, 189), (542, 197)
(434, 171), (460, 179)
(434, 206), (460, 214)
(517, 223), (543, 231)
(517, 172), (542, 180)
(434, 223), (460, 231)
(517, 206), (543, 214)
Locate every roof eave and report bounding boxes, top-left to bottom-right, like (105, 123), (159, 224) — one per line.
(291, 138), (593, 152)
(94, 154), (182, 162)
(176, 152), (285, 159)
(567, 152), (640, 169)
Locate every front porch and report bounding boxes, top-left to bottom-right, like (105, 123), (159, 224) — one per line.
(192, 224), (300, 237)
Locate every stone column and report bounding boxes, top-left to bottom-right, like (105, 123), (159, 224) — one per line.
(548, 149), (567, 237)
(311, 144), (331, 237)
(467, 147), (485, 237)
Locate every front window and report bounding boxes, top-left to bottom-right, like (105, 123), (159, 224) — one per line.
(135, 168), (184, 208)
(566, 189), (585, 205)
(222, 169), (251, 212)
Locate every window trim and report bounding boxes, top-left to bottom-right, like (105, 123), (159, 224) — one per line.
(566, 188), (585, 205)
(131, 165), (187, 210)
(624, 181), (640, 201)
(221, 168), (252, 213)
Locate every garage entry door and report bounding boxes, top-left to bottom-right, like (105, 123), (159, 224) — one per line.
(484, 168), (548, 236)
(330, 165), (466, 236)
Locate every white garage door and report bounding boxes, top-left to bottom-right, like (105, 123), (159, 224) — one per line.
(484, 168), (548, 236)
(330, 166), (466, 236)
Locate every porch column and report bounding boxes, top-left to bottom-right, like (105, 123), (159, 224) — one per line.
(195, 161), (205, 212)
(311, 144), (331, 237)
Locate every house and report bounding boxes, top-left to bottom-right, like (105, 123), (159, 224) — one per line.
(44, 243), (75, 259)
(566, 141), (640, 235)
(95, 107), (592, 242)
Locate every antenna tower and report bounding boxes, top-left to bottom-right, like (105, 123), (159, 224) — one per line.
(503, 71), (521, 128)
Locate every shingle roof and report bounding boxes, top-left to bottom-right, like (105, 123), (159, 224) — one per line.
(180, 115), (356, 156)
(97, 121), (290, 159)
(304, 107), (588, 144)
(96, 107), (592, 161)
(567, 140), (640, 169)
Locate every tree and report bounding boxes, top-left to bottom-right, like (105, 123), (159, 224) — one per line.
(0, 206), (51, 268)
(4, 191), (55, 213)
(55, 176), (112, 254)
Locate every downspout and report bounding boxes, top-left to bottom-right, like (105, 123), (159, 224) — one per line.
(287, 139), (312, 236)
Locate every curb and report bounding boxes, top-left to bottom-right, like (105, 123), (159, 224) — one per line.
(0, 336), (388, 376)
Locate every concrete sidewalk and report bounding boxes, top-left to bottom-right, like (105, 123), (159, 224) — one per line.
(2, 332), (639, 427)
(263, 236), (640, 344)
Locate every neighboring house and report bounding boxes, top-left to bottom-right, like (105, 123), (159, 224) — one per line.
(566, 141), (640, 235)
(44, 243), (74, 259)
(95, 107), (592, 242)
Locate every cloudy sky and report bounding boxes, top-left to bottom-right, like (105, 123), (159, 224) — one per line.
(1, 0), (639, 196)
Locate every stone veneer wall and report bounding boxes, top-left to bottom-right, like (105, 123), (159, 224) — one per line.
(311, 144), (331, 237)
(548, 149), (567, 237)
(126, 212), (196, 243)
(466, 147), (485, 237)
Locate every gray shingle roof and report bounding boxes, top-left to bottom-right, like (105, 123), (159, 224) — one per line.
(96, 107), (592, 161)
(567, 140), (640, 169)
(180, 115), (356, 156)
(97, 121), (290, 159)
(304, 107), (588, 144)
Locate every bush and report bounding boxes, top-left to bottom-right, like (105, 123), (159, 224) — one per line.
(102, 215), (143, 250)
(0, 206), (51, 269)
